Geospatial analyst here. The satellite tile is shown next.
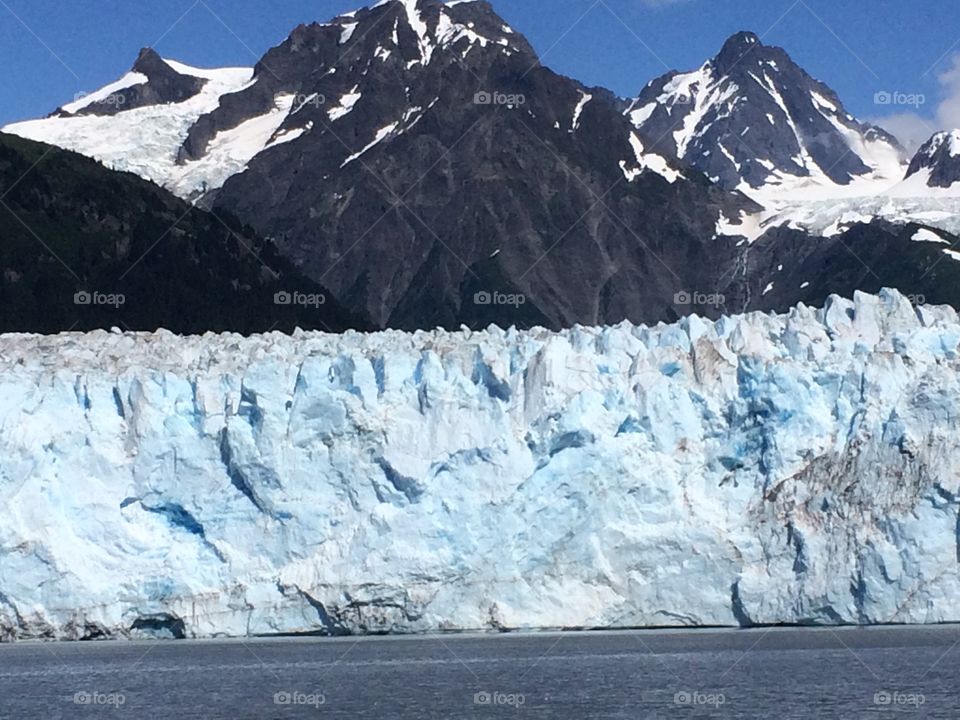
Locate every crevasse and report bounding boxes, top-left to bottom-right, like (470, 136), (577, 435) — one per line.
(3, 289), (960, 640)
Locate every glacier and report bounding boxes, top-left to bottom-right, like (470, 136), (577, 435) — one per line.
(3, 289), (960, 640)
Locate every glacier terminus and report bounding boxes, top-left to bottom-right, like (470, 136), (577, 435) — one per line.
(2, 289), (960, 640)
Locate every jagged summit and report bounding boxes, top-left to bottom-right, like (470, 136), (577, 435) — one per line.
(372, 0), (448, 8)
(713, 30), (762, 71)
(6, 4), (958, 335)
(626, 30), (905, 196)
(904, 130), (960, 190)
(56, 46), (207, 118)
(162, 0), (723, 330)
(131, 47), (174, 76)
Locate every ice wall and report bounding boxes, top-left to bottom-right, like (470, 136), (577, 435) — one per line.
(3, 289), (960, 640)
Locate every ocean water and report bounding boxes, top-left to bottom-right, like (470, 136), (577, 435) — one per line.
(0, 626), (957, 718)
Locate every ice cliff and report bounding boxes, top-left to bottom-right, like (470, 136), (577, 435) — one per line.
(3, 289), (960, 640)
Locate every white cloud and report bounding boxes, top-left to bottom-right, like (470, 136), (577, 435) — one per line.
(876, 112), (939, 153)
(873, 54), (960, 153)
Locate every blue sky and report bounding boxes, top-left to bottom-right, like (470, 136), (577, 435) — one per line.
(1, 0), (957, 147)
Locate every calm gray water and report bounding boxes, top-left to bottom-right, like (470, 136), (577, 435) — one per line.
(0, 626), (958, 718)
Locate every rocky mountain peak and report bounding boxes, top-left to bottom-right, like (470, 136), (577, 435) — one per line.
(59, 46), (206, 118)
(713, 30), (763, 72)
(131, 47), (175, 77)
(8, 0), (952, 339)
(627, 30), (905, 195)
(905, 130), (960, 188)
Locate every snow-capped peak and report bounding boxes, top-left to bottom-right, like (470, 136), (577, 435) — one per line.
(3, 58), (255, 201)
(368, 0), (522, 65)
(2, 0), (528, 206)
(913, 129), (960, 160)
(902, 129), (960, 192)
(626, 31), (906, 203)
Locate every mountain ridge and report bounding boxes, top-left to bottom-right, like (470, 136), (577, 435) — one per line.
(0, 132), (365, 334)
(4, 0), (960, 334)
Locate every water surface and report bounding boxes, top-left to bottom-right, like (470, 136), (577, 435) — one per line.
(1, 626), (956, 718)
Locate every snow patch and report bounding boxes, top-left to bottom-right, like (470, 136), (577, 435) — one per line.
(912, 228), (947, 245)
(61, 72), (147, 114)
(4, 64), (255, 202)
(328, 87), (362, 121)
(571, 91), (592, 131)
(341, 121), (399, 167)
(171, 93), (297, 195)
(340, 22), (359, 44)
(620, 132), (680, 184)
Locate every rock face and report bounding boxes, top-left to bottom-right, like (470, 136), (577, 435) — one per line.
(6, 1), (960, 334)
(3, 0), (751, 332)
(626, 31), (904, 193)
(718, 219), (960, 318)
(205, 0), (749, 330)
(0, 133), (363, 334)
(905, 130), (960, 189)
(3, 289), (960, 640)
(59, 49), (207, 117)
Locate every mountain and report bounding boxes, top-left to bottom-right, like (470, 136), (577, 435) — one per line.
(626, 32), (905, 200)
(717, 219), (960, 315)
(5, 290), (960, 639)
(0, 133), (363, 334)
(5, 0), (752, 331)
(903, 130), (960, 192)
(57, 48), (207, 117)
(6, 1), (960, 333)
(6, 57), (255, 202)
(199, 0), (754, 330)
